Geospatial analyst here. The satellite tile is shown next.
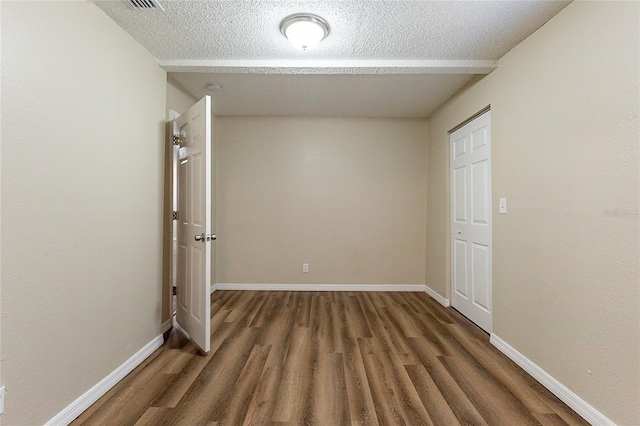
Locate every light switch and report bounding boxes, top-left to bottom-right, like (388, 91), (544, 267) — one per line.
(499, 198), (507, 214)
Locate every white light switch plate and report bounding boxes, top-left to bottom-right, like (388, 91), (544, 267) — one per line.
(499, 198), (507, 214)
(0, 385), (5, 414)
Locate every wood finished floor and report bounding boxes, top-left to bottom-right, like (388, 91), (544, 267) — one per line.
(74, 291), (589, 426)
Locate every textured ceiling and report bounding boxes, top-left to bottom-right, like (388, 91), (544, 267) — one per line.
(92, 0), (570, 117)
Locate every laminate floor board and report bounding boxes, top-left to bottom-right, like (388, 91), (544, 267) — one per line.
(73, 291), (589, 426)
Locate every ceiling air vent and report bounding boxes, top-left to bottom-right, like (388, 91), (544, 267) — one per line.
(125, 0), (164, 11)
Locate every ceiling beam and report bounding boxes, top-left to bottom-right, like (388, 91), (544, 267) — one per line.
(158, 59), (497, 75)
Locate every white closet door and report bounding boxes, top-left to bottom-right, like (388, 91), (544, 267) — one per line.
(451, 110), (492, 333)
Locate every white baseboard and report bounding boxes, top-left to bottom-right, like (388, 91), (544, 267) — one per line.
(215, 283), (425, 292)
(161, 319), (172, 334)
(424, 285), (450, 307)
(210, 283), (218, 294)
(45, 334), (164, 426)
(489, 334), (614, 426)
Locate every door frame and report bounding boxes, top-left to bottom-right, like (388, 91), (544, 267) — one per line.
(447, 106), (493, 332)
(163, 110), (180, 331)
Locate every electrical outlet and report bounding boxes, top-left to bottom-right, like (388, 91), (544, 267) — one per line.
(303, 263), (309, 273)
(0, 385), (5, 414)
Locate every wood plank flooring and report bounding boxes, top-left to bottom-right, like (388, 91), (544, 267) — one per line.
(73, 291), (589, 425)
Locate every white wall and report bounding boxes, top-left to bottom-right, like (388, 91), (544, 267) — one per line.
(425, 2), (639, 423)
(216, 117), (428, 286)
(0, 2), (167, 424)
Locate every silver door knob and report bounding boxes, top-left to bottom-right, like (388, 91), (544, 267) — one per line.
(195, 233), (217, 242)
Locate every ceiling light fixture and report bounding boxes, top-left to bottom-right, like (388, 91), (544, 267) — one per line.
(280, 13), (329, 51)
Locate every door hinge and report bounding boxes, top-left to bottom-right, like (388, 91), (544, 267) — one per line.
(172, 135), (184, 146)
(172, 211), (178, 220)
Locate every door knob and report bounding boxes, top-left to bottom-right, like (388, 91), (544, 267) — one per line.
(194, 233), (206, 242)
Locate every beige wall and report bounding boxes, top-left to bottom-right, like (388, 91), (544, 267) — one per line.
(426, 2), (639, 424)
(167, 76), (197, 117)
(0, 2), (167, 424)
(216, 117), (427, 285)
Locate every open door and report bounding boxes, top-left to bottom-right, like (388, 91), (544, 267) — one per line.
(174, 96), (214, 353)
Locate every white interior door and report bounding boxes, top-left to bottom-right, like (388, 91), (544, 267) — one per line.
(450, 110), (492, 333)
(175, 96), (214, 353)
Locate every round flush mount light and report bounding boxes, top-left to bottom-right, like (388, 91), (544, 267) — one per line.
(280, 13), (330, 51)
